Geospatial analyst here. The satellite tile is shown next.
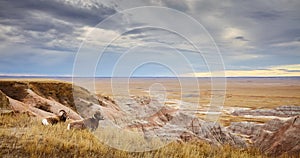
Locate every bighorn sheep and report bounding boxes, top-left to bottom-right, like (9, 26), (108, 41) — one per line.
(42, 110), (68, 125)
(67, 111), (104, 131)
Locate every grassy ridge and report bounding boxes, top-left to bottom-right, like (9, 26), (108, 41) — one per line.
(0, 114), (269, 158)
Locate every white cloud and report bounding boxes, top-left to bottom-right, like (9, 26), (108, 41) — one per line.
(222, 27), (245, 40)
(269, 64), (300, 71)
(0, 25), (26, 45)
(271, 41), (300, 47)
(182, 64), (300, 77)
(78, 26), (153, 49)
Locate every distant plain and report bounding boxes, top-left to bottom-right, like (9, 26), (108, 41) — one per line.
(69, 77), (300, 108)
(69, 77), (300, 125)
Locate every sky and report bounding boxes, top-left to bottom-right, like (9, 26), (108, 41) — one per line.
(0, 0), (299, 77)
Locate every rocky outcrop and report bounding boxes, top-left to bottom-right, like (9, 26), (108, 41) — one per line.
(232, 105), (300, 117)
(228, 115), (300, 156)
(227, 122), (263, 137)
(0, 80), (75, 110)
(0, 80), (91, 120)
(0, 80), (124, 120)
(0, 80), (247, 147)
(107, 96), (247, 148)
(253, 116), (300, 156)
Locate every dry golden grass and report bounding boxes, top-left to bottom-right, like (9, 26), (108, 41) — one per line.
(219, 115), (270, 127)
(0, 114), (267, 158)
(196, 113), (271, 127)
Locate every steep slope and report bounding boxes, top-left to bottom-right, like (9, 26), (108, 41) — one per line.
(0, 80), (123, 120)
(0, 80), (83, 119)
(253, 116), (300, 156)
(0, 80), (74, 109)
(228, 114), (300, 156)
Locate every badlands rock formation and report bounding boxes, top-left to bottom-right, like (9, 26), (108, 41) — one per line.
(253, 116), (300, 156)
(229, 116), (300, 156)
(232, 105), (300, 117)
(0, 80), (82, 119)
(112, 96), (246, 148)
(0, 80), (299, 156)
(0, 80), (246, 148)
(229, 107), (300, 156)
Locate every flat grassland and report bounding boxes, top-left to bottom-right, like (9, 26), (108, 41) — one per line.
(91, 77), (300, 125)
(92, 77), (300, 109)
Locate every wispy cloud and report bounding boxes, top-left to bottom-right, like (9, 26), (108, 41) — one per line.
(271, 40), (300, 47)
(183, 64), (300, 77)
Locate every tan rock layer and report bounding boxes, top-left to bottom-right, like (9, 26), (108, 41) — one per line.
(254, 116), (300, 156)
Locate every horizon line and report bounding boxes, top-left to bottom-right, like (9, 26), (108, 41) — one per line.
(0, 75), (300, 78)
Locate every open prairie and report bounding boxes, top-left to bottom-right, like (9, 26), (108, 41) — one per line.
(87, 77), (300, 108)
(90, 77), (300, 125)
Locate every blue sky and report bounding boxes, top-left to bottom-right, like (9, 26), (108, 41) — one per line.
(0, 0), (299, 77)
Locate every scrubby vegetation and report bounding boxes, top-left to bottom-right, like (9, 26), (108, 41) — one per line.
(0, 114), (269, 158)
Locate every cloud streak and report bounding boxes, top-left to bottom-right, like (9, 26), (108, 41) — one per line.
(183, 64), (300, 77)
